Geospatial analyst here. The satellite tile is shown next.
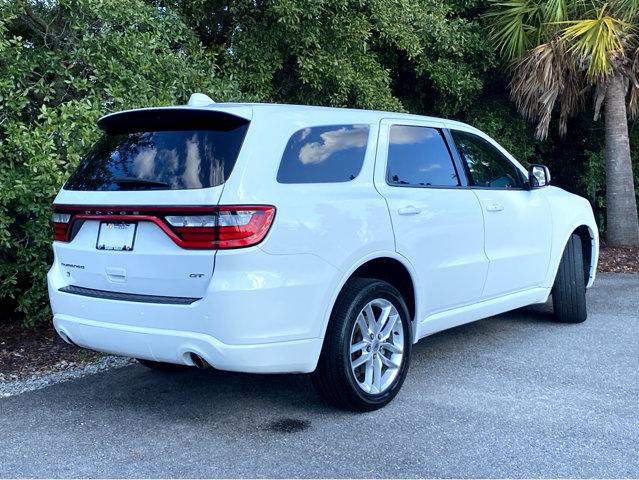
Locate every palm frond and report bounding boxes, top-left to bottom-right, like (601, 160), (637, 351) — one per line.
(543, 0), (568, 22)
(632, 45), (639, 88)
(488, 0), (638, 134)
(485, 0), (545, 61)
(629, 46), (639, 118)
(510, 40), (587, 138)
(560, 5), (631, 77)
(593, 81), (609, 120)
(609, 0), (639, 20)
(559, 49), (588, 133)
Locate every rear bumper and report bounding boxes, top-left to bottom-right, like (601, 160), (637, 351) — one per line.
(53, 314), (321, 373)
(48, 247), (339, 374)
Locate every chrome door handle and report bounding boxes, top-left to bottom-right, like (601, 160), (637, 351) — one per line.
(485, 203), (504, 212)
(398, 206), (422, 216)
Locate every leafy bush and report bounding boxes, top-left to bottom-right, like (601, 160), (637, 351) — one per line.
(1, 0), (498, 327)
(464, 99), (541, 165)
(0, 0), (240, 326)
(1, 0), (628, 327)
(167, 0), (494, 115)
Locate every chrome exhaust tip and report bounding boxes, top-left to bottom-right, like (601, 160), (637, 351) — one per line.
(189, 353), (210, 369)
(57, 329), (79, 347)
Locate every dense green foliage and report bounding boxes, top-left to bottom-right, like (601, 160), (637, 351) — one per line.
(0, 0), (635, 325)
(163, 0), (494, 114)
(0, 0), (239, 324)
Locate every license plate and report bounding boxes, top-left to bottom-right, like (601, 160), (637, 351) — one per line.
(96, 222), (137, 251)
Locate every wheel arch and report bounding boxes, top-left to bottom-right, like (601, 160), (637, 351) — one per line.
(318, 252), (419, 345)
(551, 223), (599, 289)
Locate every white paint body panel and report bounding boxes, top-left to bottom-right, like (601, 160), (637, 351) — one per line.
(373, 119), (488, 317)
(473, 189), (552, 298)
(48, 102), (599, 374)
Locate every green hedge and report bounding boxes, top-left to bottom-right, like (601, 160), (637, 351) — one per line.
(1, 0), (633, 327)
(0, 0), (498, 327)
(0, 0), (240, 325)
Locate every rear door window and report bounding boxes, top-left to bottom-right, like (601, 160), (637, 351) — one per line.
(386, 125), (459, 187)
(277, 124), (370, 183)
(65, 112), (249, 191)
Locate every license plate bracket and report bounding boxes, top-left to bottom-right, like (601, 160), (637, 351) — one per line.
(96, 222), (137, 251)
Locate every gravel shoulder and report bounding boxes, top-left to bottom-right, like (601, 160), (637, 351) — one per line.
(0, 322), (104, 380)
(0, 321), (135, 398)
(0, 355), (133, 398)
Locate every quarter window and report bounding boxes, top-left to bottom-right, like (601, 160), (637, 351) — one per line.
(450, 130), (523, 189)
(277, 124), (370, 183)
(386, 125), (459, 187)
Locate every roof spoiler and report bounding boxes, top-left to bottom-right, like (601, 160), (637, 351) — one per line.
(97, 107), (249, 134)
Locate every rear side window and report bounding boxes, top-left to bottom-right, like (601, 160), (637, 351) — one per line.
(277, 124), (370, 184)
(65, 112), (249, 191)
(387, 125), (459, 187)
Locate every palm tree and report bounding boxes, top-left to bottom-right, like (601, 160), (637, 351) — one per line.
(487, 0), (639, 246)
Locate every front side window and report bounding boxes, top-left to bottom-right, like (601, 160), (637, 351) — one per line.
(277, 124), (370, 183)
(450, 130), (523, 189)
(386, 125), (459, 187)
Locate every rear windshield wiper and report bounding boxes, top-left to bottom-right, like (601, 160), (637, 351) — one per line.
(112, 176), (170, 189)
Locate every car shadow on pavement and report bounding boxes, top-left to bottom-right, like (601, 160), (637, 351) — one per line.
(3, 279), (636, 479)
(24, 300), (564, 421)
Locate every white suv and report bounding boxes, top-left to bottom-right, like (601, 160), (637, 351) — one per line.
(48, 94), (599, 410)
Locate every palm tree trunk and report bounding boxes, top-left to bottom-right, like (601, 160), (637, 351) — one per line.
(604, 73), (639, 246)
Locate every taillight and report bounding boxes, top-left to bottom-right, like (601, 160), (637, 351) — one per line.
(52, 212), (71, 241)
(51, 205), (275, 249)
(165, 207), (275, 249)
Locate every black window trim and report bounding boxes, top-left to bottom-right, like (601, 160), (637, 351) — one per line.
(384, 124), (467, 190)
(446, 127), (529, 191)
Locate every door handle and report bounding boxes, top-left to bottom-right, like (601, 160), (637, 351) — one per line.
(485, 203), (504, 212)
(398, 206), (422, 216)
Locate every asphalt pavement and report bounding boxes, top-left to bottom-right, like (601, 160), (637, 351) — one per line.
(1, 273), (637, 478)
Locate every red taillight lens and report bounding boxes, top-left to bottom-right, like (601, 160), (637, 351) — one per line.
(52, 205), (276, 249)
(52, 212), (71, 241)
(165, 207), (275, 249)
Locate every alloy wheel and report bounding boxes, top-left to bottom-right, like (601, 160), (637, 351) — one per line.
(349, 298), (405, 394)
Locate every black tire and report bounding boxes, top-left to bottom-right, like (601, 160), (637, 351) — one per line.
(552, 234), (587, 323)
(136, 358), (191, 371)
(311, 277), (412, 411)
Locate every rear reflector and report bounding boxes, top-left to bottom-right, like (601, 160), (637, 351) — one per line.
(52, 212), (72, 241)
(51, 205), (276, 249)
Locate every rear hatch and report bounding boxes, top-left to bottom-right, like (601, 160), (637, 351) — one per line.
(52, 108), (250, 300)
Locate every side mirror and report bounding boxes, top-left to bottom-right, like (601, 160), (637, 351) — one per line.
(528, 164), (551, 189)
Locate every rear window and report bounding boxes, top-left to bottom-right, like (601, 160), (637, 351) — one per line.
(64, 111), (249, 191)
(277, 124), (370, 184)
